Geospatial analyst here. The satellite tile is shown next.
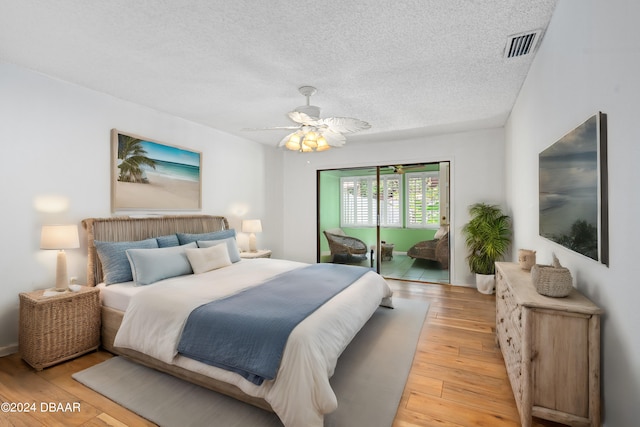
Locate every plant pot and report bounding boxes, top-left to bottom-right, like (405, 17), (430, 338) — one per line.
(476, 273), (495, 294)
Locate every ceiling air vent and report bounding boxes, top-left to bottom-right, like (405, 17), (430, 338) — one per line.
(504, 30), (542, 58)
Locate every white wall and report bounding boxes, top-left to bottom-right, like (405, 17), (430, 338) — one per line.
(276, 127), (506, 286)
(505, 0), (640, 424)
(0, 62), (270, 353)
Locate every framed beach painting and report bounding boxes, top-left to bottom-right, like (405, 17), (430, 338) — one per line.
(539, 112), (608, 265)
(111, 129), (202, 212)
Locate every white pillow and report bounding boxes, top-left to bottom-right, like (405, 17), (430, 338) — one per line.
(185, 243), (232, 274)
(434, 225), (449, 239)
(197, 237), (241, 263)
(126, 242), (196, 286)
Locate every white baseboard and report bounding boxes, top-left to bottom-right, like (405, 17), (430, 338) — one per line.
(0, 343), (18, 357)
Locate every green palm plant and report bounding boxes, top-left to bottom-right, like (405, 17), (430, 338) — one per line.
(462, 203), (512, 275)
(117, 136), (157, 183)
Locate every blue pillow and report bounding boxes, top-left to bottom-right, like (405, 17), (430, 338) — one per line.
(197, 237), (241, 263)
(177, 229), (236, 245)
(156, 234), (179, 248)
(95, 238), (159, 285)
(126, 242), (197, 286)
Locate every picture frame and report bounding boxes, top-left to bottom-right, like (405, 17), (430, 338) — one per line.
(111, 129), (202, 212)
(539, 112), (608, 265)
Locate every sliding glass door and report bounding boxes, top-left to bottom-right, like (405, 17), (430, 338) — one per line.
(317, 162), (450, 284)
(318, 166), (377, 267)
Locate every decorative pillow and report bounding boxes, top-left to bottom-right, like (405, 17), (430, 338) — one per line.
(434, 225), (449, 240)
(197, 237), (241, 263)
(156, 234), (180, 248)
(185, 243), (232, 274)
(95, 238), (159, 285)
(126, 242), (197, 286)
(176, 229), (236, 245)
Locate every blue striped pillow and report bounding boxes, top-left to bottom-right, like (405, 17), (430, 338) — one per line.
(156, 234), (180, 248)
(176, 229), (236, 245)
(95, 238), (159, 284)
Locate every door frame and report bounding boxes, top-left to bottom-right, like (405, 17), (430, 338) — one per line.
(316, 160), (452, 282)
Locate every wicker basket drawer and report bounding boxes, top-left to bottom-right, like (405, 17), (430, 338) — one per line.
(19, 287), (100, 370)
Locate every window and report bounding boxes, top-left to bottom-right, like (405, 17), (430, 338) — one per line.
(406, 171), (440, 228)
(340, 169), (443, 229)
(340, 174), (401, 227)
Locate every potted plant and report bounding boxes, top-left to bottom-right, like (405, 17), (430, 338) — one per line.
(462, 203), (512, 294)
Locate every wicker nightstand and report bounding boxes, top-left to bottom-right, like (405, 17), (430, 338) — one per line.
(240, 249), (272, 259)
(19, 286), (100, 370)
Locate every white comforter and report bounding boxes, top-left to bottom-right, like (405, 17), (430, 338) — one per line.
(114, 259), (393, 427)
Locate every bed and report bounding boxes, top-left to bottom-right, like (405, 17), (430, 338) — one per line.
(81, 215), (393, 427)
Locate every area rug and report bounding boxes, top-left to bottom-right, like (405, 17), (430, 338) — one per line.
(73, 298), (428, 427)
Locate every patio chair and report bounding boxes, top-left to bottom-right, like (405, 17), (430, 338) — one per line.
(323, 228), (368, 263)
(407, 226), (449, 269)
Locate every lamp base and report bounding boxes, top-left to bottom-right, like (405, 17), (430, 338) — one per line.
(55, 250), (69, 292)
(249, 233), (257, 252)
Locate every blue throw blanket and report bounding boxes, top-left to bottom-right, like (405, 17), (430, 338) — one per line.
(177, 263), (369, 385)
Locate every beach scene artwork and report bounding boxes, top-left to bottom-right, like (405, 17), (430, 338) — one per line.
(112, 130), (201, 211)
(539, 112), (608, 264)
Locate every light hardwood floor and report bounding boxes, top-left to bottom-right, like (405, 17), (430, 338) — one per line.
(0, 280), (565, 426)
(389, 280), (563, 427)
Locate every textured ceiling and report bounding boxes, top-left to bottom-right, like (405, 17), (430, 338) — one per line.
(0, 0), (557, 146)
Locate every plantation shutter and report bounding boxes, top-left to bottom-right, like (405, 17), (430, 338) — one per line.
(406, 171), (440, 228)
(340, 174), (401, 227)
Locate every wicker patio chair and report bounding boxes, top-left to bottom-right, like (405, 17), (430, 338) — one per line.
(407, 226), (450, 269)
(323, 228), (368, 263)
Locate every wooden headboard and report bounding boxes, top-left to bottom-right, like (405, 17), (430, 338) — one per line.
(81, 215), (229, 286)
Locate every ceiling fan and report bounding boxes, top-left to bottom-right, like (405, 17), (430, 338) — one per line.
(388, 164), (428, 174)
(253, 86), (371, 152)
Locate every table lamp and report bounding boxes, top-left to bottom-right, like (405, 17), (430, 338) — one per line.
(40, 224), (80, 291)
(242, 219), (262, 252)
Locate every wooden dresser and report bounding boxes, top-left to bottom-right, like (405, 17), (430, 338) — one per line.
(495, 262), (602, 427)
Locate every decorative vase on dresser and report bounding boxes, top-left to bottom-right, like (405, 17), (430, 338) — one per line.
(494, 262), (603, 427)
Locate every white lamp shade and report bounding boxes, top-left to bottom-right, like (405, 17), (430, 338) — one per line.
(242, 219), (262, 234)
(40, 225), (80, 249)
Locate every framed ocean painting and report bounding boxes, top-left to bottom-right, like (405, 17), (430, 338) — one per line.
(111, 129), (202, 212)
(539, 112), (608, 265)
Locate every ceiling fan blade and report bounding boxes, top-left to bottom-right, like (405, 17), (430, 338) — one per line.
(320, 117), (371, 134)
(320, 129), (347, 147)
(288, 111), (321, 126)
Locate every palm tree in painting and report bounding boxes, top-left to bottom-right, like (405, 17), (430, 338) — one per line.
(117, 135), (157, 183)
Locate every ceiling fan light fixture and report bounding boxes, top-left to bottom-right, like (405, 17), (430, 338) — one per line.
(303, 130), (318, 148)
(285, 132), (302, 151)
(316, 136), (330, 151)
(283, 129), (333, 152)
